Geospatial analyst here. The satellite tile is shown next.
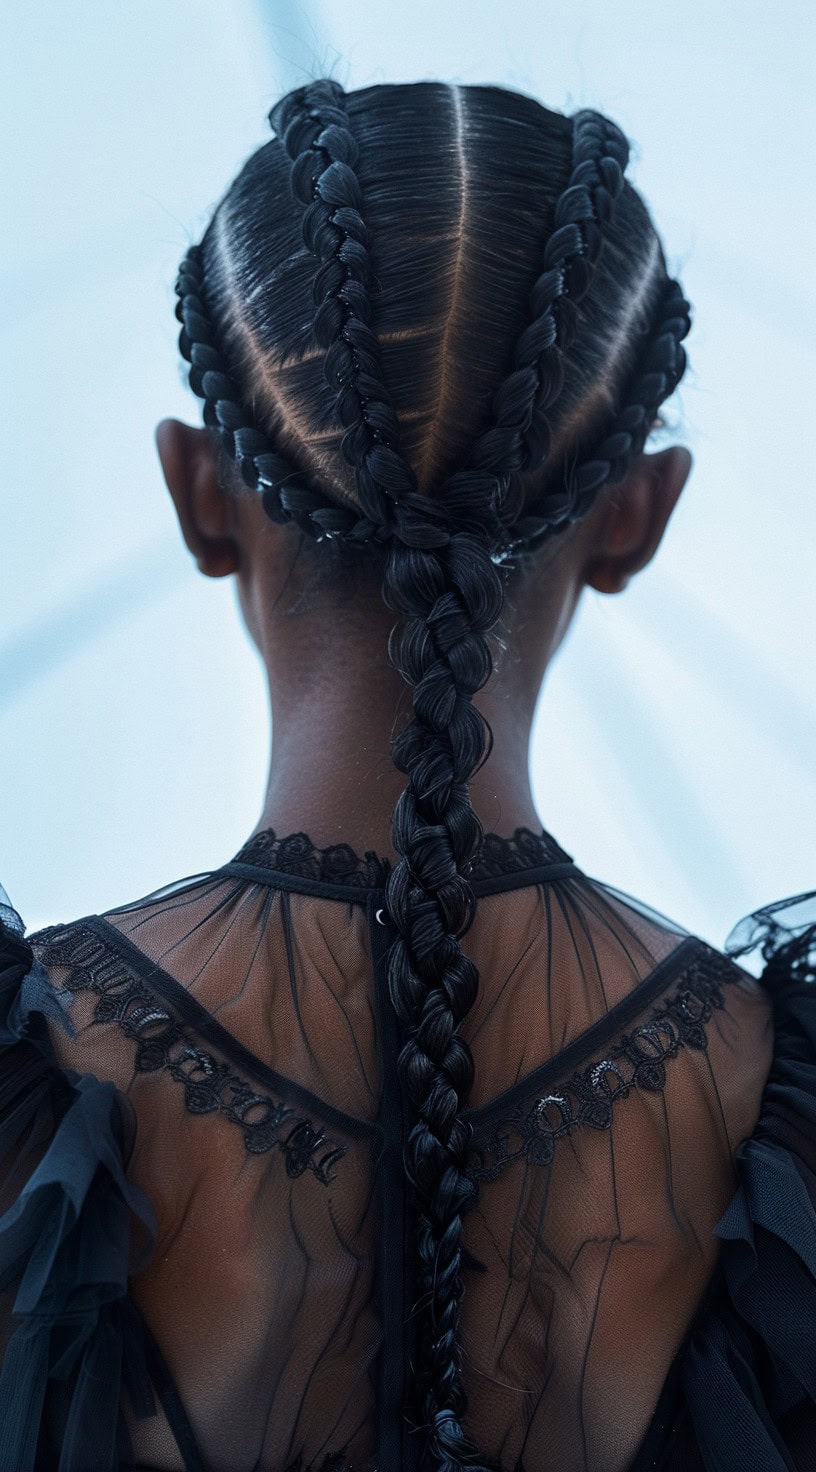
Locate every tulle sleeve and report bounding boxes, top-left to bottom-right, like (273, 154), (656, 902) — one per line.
(677, 891), (816, 1469)
(0, 885), (158, 1472)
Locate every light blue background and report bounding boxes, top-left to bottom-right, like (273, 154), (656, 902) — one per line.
(2, 1), (814, 942)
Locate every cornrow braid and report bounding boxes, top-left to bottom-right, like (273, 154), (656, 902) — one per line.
(425, 108), (631, 568)
(495, 109), (631, 478)
(174, 245), (395, 547)
(269, 79), (420, 540)
(173, 238), (494, 553)
(505, 274), (692, 555)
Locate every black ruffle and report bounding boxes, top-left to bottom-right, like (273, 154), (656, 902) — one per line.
(0, 889), (158, 1471)
(676, 892), (816, 1469)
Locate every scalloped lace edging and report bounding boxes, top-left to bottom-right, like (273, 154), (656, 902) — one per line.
(231, 823), (572, 886)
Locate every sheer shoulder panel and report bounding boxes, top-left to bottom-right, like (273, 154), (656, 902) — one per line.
(456, 899), (773, 1471)
(32, 885), (383, 1472)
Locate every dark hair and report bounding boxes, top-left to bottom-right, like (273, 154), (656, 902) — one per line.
(174, 78), (690, 1470)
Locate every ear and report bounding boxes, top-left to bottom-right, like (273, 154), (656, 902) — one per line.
(155, 418), (241, 577)
(583, 445), (692, 595)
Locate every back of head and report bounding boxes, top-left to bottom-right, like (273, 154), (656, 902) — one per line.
(174, 77), (690, 1470)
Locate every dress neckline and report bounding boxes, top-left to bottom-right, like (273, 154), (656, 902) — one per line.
(230, 824), (574, 891)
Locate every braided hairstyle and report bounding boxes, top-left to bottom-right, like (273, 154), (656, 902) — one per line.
(173, 79), (691, 1471)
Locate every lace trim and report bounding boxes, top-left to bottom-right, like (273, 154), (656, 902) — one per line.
(466, 948), (742, 1183)
(231, 824), (572, 886)
(33, 924), (347, 1185)
(30, 926), (740, 1192)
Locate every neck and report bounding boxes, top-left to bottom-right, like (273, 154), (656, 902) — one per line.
(238, 532), (575, 862)
(253, 657), (544, 863)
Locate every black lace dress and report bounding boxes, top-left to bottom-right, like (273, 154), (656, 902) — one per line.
(1, 826), (814, 1472)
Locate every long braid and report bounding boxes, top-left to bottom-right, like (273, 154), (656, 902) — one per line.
(269, 80), (506, 1470)
(374, 109), (635, 1467)
(268, 82), (641, 1470)
(175, 81), (692, 1472)
(375, 110), (635, 1467)
(381, 529), (504, 1472)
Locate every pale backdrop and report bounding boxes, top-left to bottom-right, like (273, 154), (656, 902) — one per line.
(2, 0), (814, 944)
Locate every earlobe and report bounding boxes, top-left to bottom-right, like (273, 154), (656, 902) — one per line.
(155, 418), (240, 578)
(584, 445), (692, 596)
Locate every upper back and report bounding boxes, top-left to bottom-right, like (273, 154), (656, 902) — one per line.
(24, 831), (774, 1471)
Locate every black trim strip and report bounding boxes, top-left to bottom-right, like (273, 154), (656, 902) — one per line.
(141, 1317), (206, 1472)
(368, 894), (408, 1472)
(218, 859), (582, 903)
(86, 916), (381, 1144)
(462, 935), (707, 1128)
(471, 861), (581, 897)
(218, 861), (378, 902)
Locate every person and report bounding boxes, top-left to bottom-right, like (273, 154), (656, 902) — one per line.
(0, 77), (813, 1472)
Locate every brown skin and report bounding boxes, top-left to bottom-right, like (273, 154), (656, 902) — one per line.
(156, 418), (691, 862)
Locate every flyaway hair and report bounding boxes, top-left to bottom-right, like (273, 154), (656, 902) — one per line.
(173, 78), (691, 1472)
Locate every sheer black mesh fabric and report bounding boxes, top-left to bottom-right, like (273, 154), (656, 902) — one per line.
(3, 827), (785, 1472)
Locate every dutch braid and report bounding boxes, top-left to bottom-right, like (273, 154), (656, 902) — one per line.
(175, 243), (394, 546)
(269, 79), (424, 541)
(507, 274), (692, 554)
(490, 110), (630, 481)
(423, 110), (631, 568)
